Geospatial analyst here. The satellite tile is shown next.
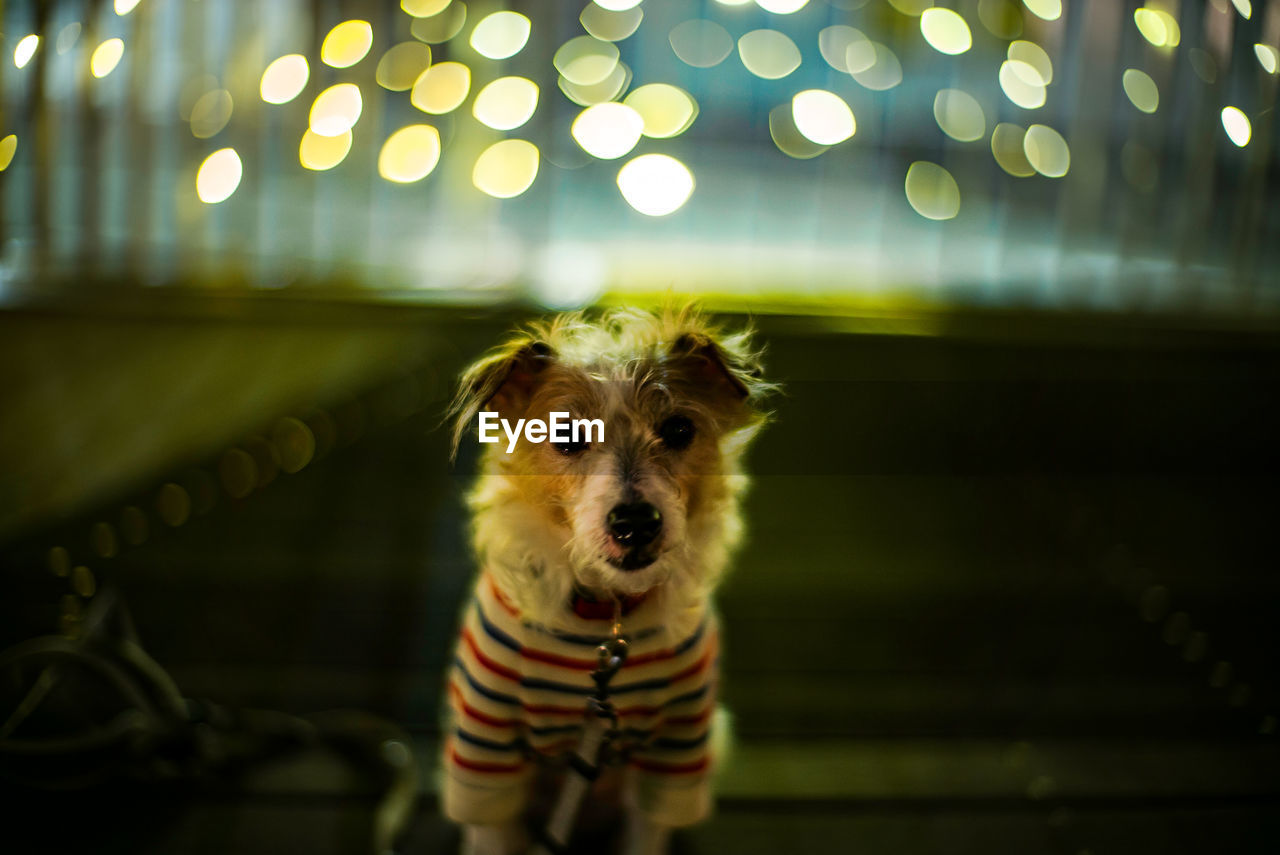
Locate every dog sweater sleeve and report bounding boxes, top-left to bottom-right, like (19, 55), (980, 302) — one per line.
(441, 597), (535, 825)
(624, 621), (720, 828)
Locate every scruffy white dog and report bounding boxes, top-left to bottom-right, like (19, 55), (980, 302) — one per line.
(443, 305), (772, 855)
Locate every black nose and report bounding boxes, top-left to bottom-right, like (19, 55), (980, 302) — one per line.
(607, 502), (662, 549)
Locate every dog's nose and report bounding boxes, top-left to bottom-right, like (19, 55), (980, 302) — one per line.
(607, 502), (662, 549)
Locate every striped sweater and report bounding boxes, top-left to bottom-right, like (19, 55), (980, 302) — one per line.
(441, 574), (719, 828)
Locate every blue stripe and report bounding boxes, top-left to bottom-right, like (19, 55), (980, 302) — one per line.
(472, 602), (524, 655)
(453, 659), (520, 707)
(455, 727), (523, 753)
(650, 732), (710, 751)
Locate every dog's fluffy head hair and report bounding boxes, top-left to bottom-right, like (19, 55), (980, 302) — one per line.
(449, 304), (774, 637)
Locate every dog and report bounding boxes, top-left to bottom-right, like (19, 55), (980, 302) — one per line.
(443, 305), (772, 855)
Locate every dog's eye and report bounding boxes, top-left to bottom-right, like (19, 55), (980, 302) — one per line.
(657, 415), (695, 451)
(554, 439), (588, 456)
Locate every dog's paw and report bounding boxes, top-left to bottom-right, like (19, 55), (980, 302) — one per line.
(461, 822), (529, 855)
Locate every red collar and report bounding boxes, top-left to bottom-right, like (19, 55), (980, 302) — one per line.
(570, 591), (647, 620)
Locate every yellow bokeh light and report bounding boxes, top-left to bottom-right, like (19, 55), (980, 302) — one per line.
(378, 124), (441, 183)
(1221, 106), (1251, 147)
(554, 36), (620, 86)
(115, 0), (141, 14)
(738, 29), (801, 79)
(595, 0), (643, 10)
(14, 35), (39, 69)
(377, 42), (432, 91)
(299, 128), (352, 171)
(979, 0), (1023, 38)
(473, 139), (540, 198)
(1008, 41), (1052, 85)
(991, 123), (1034, 176)
(669, 19), (734, 68)
(1022, 0), (1061, 20)
(887, 0), (931, 14)
(310, 83), (363, 136)
(403, 0), (451, 15)
(572, 102), (645, 159)
(412, 3), (467, 43)
(190, 89), (233, 139)
(581, 4), (644, 42)
(769, 104), (829, 159)
(1254, 44), (1278, 74)
(617, 154), (694, 216)
(260, 54), (309, 104)
(321, 20), (372, 69)
(1023, 124), (1070, 177)
(1133, 8), (1179, 48)
(470, 11), (531, 59)
(91, 38), (124, 78)
(819, 26), (869, 73)
(0, 135), (17, 171)
(933, 89), (985, 142)
(920, 8), (972, 55)
(1232, 0), (1252, 19)
(999, 60), (1046, 108)
(196, 148), (242, 204)
(756, 0), (809, 13)
(791, 90), (855, 145)
(411, 61), (470, 114)
(904, 161), (960, 220)
(850, 43), (903, 91)
(624, 84), (698, 138)
(1122, 69), (1159, 113)
(558, 62), (631, 106)
(472, 76), (539, 131)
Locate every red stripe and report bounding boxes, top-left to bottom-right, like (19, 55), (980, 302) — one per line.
(460, 628), (523, 683)
(663, 706), (715, 727)
(487, 577), (521, 617)
(449, 682), (520, 728)
(629, 756), (710, 775)
(449, 746), (524, 774)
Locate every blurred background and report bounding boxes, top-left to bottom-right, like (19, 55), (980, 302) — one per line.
(2, 0), (1279, 852)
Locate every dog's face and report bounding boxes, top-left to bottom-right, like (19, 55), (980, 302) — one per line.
(452, 308), (770, 614)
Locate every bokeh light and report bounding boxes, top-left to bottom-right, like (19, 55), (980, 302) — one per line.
(581, 4), (643, 42)
(376, 42), (432, 92)
(470, 11), (531, 60)
(555, 36), (621, 85)
(791, 90), (855, 145)
(472, 77), (539, 131)
(91, 39), (125, 78)
(999, 60), (1046, 108)
(594, 0), (643, 10)
(472, 139), (540, 198)
(411, 62), (470, 114)
(738, 29), (801, 79)
(115, 0), (142, 14)
(559, 62), (631, 106)
(624, 84), (698, 138)
(321, 20), (373, 69)
(260, 55), (309, 104)
(850, 43), (903, 90)
(1022, 0), (1061, 20)
(14, 35), (39, 70)
(617, 154), (694, 216)
(1023, 124), (1070, 177)
(56, 23), (80, 55)
(190, 90), (233, 139)
(299, 128), (353, 171)
(196, 148), (243, 204)
(933, 89), (985, 142)
(1221, 107), (1251, 147)
(1122, 69), (1159, 113)
(412, 3), (467, 43)
(1134, 8), (1180, 48)
(669, 19), (734, 68)
(572, 102), (645, 159)
(757, 0), (809, 13)
(1008, 40), (1052, 85)
(991, 123), (1034, 176)
(402, 0), (450, 15)
(979, 0), (1023, 38)
(310, 84), (363, 137)
(1232, 0), (1252, 18)
(1254, 44), (1278, 74)
(920, 8), (972, 55)
(819, 26), (869, 73)
(904, 161), (960, 220)
(770, 104), (829, 159)
(378, 124), (442, 183)
(0, 135), (17, 172)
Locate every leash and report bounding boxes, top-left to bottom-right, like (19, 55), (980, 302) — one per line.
(530, 601), (629, 855)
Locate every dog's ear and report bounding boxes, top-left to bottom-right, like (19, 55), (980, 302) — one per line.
(449, 338), (555, 457)
(669, 330), (769, 406)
